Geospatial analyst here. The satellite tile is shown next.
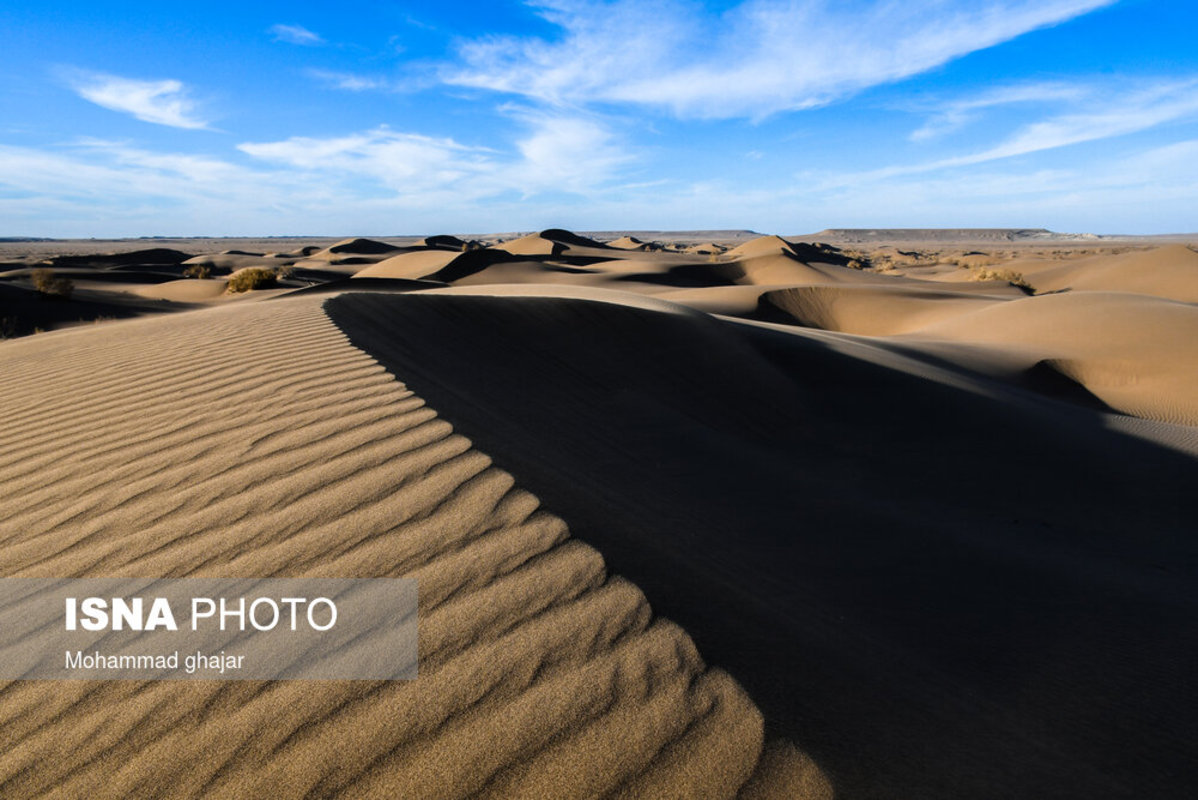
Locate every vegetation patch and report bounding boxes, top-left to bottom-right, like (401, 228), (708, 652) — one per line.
(225, 267), (279, 293)
(31, 268), (74, 299)
(182, 264), (212, 279)
(971, 267), (1034, 292)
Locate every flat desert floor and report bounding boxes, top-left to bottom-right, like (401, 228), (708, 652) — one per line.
(1, 229), (1196, 799)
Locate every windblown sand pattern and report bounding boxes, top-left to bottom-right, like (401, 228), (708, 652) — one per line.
(0, 297), (821, 799)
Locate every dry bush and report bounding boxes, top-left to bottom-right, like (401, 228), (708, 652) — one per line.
(225, 267), (278, 293)
(972, 268), (1033, 291)
(182, 264), (211, 279)
(31, 268), (74, 299)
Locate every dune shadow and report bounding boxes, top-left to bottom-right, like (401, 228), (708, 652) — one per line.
(326, 292), (1198, 800)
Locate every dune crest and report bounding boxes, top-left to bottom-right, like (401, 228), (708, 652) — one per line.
(0, 296), (817, 799)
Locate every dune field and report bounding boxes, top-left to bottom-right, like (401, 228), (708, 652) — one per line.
(1, 229), (1196, 799)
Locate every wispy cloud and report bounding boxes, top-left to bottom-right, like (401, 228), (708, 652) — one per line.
(236, 114), (630, 197)
(0, 113), (635, 236)
(238, 127), (494, 193)
(269, 24), (324, 46)
(971, 79), (1198, 160)
(796, 138), (1198, 231)
(307, 70), (393, 92)
(508, 111), (631, 192)
(4, 130), (1198, 236)
(65, 70), (211, 129)
(305, 69), (435, 94)
(908, 82), (1086, 141)
(834, 77), (1198, 186)
(0, 140), (339, 236)
(444, 0), (1115, 119)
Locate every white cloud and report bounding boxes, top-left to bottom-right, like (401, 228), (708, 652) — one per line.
(0, 115), (636, 236)
(238, 128), (494, 193)
(819, 77), (1198, 188)
(4, 131), (1198, 236)
(308, 70), (393, 92)
(0, 140), (325, 236)
(305, 69), (435, 94)
(509, 112), (631, 191)
(237, 115), (630, 197)
(797, 139), (1198, 232)
(66, 71), (210, 130)
(269, 24), (324, 46)
(908, 82), (1086, 141)
(444, 0), (1115, 119)
(971, 79), (1198, 161)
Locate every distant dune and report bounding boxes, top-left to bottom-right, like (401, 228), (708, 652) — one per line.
(2, 229), (1196, 799)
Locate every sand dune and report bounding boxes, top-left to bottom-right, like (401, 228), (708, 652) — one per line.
(608, 236), (648, 250)
(181, 252), (290, 271)
(0, 296), (819, 799)
(321, 237), (403, 256)
(2, 230), (1197, 799)
(325, 288), (1198, 800)
(913, 291), (1198, 424)
(762, 284), (1005, 335)
(495, 230), (615, 258)
(684, 242), (726, 255)
(1025, 244), (1198, 302)
(417, 234), (469, 250)
(353, 249), (535, 282)
(132, 278), (230, 302)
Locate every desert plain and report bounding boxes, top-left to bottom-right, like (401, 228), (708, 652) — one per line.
(1, 227), (1196, 799)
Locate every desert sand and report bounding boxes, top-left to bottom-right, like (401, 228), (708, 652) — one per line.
(1, 228), (1197, 799)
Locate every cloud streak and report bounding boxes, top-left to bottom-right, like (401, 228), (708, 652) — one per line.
(0, 113), (635, 236)
(908, 82), (1087, 141)
(270, 24), (324, 46)
(797, 138), (1198, 231)
(444, 0), (1115, 119)
(237, 114), (630, 198)
(837, 77), (1198, 186)
(66, 71), (211, 129)
(307, 70), (393, 92)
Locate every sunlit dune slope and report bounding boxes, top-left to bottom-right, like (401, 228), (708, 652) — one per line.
(0, 296), (822, 799)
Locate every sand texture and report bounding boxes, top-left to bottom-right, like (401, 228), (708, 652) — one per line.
(2, 230), (1197, 799)
(0, 297), (822, 799)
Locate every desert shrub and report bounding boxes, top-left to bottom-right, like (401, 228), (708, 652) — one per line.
(182, 264), (211, 279)
(31, 268), (74, 299)
(225, 267), (278, 293)
(273, 263), (294, 279)
(972, 268), (1033, 291)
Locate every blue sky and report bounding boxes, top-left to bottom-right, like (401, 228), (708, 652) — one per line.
(1, 0), (1196, 236)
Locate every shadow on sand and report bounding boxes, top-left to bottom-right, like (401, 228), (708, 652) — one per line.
(327, 291), (1198, 800)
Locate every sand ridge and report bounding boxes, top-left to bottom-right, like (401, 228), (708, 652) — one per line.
(0, 295), (821, 799)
